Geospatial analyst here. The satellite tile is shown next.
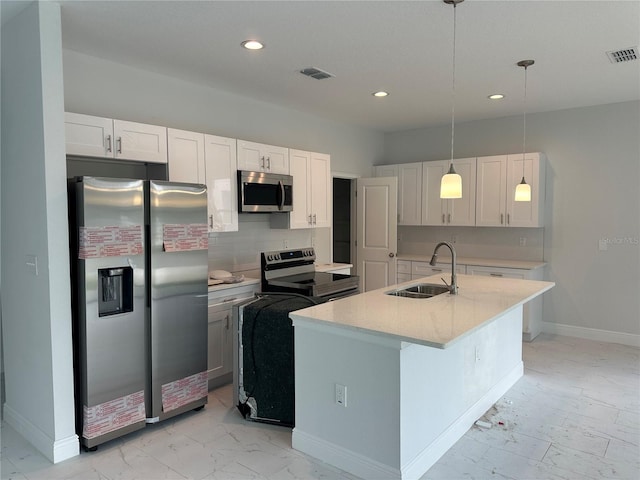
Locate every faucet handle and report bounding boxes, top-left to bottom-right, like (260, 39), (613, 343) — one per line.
(440, 277), (450, 288)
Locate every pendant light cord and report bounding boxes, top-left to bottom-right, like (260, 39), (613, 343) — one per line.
(522, 64), (528, 176)
(450, 2), (457, 166)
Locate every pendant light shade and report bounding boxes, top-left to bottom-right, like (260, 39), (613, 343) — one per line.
(440, 0), (464, 199)
(515, 59), (534, 202)
(441, 164), (463, 199)
(514, 177), (531, 202)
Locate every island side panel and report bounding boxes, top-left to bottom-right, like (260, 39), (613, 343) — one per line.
(292, 321), (403, 478)
(399, 306), (524, 477)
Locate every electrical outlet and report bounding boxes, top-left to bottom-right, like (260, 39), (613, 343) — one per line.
(451, 235), (458, 244)
(283, 239), (289, 249)
(335, 383), (347, 407)
(475, 346), (481, 363)
(519, 237), (526, 247)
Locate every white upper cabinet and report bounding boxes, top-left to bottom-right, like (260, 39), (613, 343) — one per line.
(506, 153), (546, 227)
(422, 158), (476, 226)
(65, 112), (167, 164)
(374, 163), (422, 225)
(167, 128), (205, 183)
(203, 134), (238, 232)
(237, 140), (289, 174)
(272, 149), (331, 229)
(167, 129), (238, 232)
(476, 153), (545, 227)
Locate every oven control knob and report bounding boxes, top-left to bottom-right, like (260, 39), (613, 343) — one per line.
(276, 254), (281, 260)
(267, 255), (272, 261)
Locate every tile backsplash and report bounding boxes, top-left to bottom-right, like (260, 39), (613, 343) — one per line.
(398, 226), (544, 261)
(207, 214), (314, 278)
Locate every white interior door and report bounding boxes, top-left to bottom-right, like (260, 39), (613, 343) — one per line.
(356, 177), (398, 292)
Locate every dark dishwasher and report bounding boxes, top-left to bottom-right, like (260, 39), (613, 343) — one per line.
(234, 293), (325, 427)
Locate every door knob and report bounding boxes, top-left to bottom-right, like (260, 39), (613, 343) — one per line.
(389, 252), (395, 258)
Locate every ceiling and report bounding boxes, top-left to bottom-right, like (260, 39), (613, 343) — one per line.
(4, 1), (640, 132)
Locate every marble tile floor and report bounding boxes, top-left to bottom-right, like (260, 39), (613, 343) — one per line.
(1, 333), (638, 480)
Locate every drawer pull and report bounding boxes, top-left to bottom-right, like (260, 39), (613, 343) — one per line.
(223, 297), (237, 303)
(490, 273), (503, 277)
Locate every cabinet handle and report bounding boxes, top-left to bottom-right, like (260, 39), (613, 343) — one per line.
(209, 214), (213, 228)
(490, 273), (503, 277)
(447, 213), (451, 224)
(308, 214), (312, 224)
(431, 268), (443, 273)
(116, 137), (122, 154)
(442, 213), (446, 224)
(313, 213), (317, 225)
(500, 213), (504, 225)
(222, 297), (237, 303)
(225, 315), (229, 330)
(261, 156), (265, 169)
(507, 213), (510, 225)
(267, 157), (271, 170)
(105, 135), (112, 153)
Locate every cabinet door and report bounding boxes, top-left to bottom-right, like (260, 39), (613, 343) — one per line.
(288, 149), (312, 228)
(506, 153), (544, 227)
(113, 120), (168, 163)
(207, 306), (229, 382)
(476, 155), (507, 227)
(237, 140), (289, 173)
(167, 128), (205, 183)
(309, 152), (331, 228)
(262, 144), (289, 174)
(447, 157), (476, 226)
(204, 134), (238, 232)
(421, 161), (447, 225)
(65, 112), (114, 158)
(398, 163), (422, 226)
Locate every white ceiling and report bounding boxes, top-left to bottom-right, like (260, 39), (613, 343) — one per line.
(6, 1), (640, 132)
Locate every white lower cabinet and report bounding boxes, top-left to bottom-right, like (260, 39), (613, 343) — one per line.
(207, 282), (259, 389)
(466, 265), (544, 341)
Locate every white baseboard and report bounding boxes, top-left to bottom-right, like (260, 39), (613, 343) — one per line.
(292, 429), (401, 480)
(292, 362), (524, 480)
(4, 403), (79, 463)
(401, 361), (523, 480)
(541, 322), (640, 348)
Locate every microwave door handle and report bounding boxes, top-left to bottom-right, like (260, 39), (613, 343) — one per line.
(277, 180), (284, 210)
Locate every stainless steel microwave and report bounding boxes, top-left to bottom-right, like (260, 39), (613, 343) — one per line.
(238, 170), (293, 213)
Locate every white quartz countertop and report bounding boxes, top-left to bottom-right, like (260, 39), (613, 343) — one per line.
(207, 277), (259, 293)
(290, 274), (554, 349)
(314, 262), (353, 273)
(397, 254), (546, 270)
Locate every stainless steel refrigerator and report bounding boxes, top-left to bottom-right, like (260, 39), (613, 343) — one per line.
(68, 177), (208, 450)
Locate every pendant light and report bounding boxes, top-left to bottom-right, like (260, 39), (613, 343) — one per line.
(514, 60), (534, 202)
(440, 0), (464, 199)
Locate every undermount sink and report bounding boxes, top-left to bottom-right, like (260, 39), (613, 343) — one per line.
(386, 283), (450, 299)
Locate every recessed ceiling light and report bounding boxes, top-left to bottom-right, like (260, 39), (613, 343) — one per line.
(241, 40), (264, 50)
(372, 91), (389, 97)
(488, 94), (505, 100)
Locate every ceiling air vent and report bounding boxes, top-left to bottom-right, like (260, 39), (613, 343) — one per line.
(606, 46), (638, 63)
(300, 67), (334, 80)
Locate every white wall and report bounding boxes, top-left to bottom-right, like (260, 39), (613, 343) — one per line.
(1, 1), (78, 462)
(384, 102), (640, 338)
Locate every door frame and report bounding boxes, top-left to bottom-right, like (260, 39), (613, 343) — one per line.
(332, 171), (359, 275)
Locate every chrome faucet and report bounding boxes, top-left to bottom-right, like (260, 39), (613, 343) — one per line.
(430, 241), (458, 295)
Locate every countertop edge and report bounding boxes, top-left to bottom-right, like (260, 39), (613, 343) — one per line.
(397, 254), (546, 270)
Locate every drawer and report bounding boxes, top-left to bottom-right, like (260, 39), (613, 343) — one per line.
(208, 283), (259, 307)
(466, 266), (526, 279)
(412, 261), (466, 277)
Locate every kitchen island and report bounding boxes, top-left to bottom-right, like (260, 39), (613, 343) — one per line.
(290, 274), (554, 480)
